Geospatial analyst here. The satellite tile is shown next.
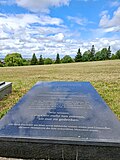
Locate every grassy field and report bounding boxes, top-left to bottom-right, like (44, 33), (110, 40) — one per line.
(0, 60), (120, 120)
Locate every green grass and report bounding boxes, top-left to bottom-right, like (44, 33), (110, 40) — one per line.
(0, 60), (120, 120)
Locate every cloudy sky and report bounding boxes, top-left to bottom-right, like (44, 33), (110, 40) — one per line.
(0, 0), (120, 58)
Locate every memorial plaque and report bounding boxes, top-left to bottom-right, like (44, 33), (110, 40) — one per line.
(0, 82), (12, 100)
(0, 82), (120, 160)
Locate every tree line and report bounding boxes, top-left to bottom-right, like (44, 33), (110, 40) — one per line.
(0, 45), (120, 67)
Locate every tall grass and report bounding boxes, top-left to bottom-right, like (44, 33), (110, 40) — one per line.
(0, 60), (120, 119)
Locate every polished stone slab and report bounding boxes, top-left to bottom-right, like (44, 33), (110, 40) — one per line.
(0, 82), (120, 159)
(0, 82), (12, 100)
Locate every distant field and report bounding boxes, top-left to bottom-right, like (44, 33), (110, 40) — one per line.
(0, 60), (120, 120)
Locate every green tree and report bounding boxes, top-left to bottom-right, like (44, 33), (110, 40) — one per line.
(75, 48), (82, 62)
(44, 58), (53, 65)
(61, 55), (74, 63)
(100, 48), (108, 60)
(107, 46), (111, 59)
(95, 51), (102, 61)
(39, 55), (44, 65)
(116, 50), (120, 59)
(23, 59), (30, 66)
(0, 60), (4, 67)
(111, 54), (117, 60)
(4, 53), (23, 66)
(55, 53), (60, 64)
(31, 53), (38, 65)
(89, 45), (95, 61)
(82, 50), (91, 62)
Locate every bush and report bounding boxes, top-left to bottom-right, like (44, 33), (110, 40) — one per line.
(44, 58), (53, 65)
(61, 55), (74, 63)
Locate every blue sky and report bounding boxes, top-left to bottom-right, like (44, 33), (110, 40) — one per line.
(0, 0), (120, 58)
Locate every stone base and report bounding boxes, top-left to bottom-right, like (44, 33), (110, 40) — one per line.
(0, 82), (12, 100)
(0, 140), (120, 160)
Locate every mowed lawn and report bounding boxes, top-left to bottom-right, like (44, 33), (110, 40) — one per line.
(0, 60), (120, 120)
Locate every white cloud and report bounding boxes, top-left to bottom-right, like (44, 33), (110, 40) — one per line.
(110, 1), (120, 7)
(0, 0), (15, 5)
(16, 0), (70, 13)
(0, 13), (63, 31)
(76, 37), (120, 54)
(99, 7), (120, 32)
(104, 26), (120, 33)
(49, 33), (65, 42)
(0, 11), (120, 59)
(0, 13), (70, 58)
(67, 16), (87, 25)
(99, 10), (108, 17)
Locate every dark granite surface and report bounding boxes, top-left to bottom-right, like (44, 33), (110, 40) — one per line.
(0, 82), (120, 159)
